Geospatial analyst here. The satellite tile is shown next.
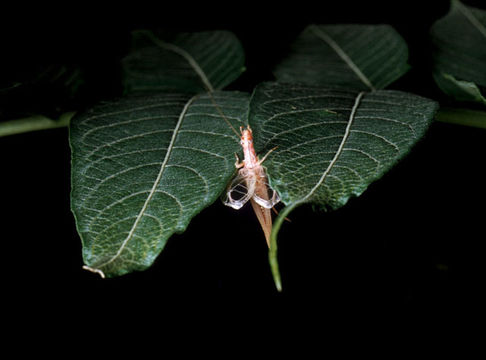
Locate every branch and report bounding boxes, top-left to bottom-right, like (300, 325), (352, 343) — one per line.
(0, 112), (75, 137)
(435, 107), (486, 129)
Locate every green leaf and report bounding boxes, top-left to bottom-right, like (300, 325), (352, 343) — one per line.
(247, 83), (438, 289)
(70, 91), (249, 278)
(433, 72), (486, 105)
(252, 82), (437, 209)
(122, 30), (245, 94)
(431, 0), (486, 104)
(273, 24), (410, 91)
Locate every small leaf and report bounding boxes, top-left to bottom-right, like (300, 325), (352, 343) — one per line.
(273, 24), (410, 90)
(70, 91), (249, 277)
(122, 30), (245, 94)
(247, 83), (438, 289)
(431, 0), (486, 104)
(433, 72), (486, 105)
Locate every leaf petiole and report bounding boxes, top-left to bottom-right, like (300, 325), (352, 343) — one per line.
(269, 203), (298, 292)
(435, 107), (486, 129)
(0, 111), (75, 137)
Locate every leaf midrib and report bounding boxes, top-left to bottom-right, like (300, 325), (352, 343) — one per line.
(309, 25), (376, 91)
(268, 90), (366, 290)
(92, 95), (198, 274)
(455, 0), (486, 40)
(86, 31), (220, 274)
(293, 91), (365, 205)
(141, 30), (214, 92)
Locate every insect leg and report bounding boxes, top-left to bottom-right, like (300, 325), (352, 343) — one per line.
(235, 153), (244, 169)
(258, 146), (278, 165)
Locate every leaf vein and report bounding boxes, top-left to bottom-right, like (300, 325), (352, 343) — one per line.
(89, 95), (197, 273)
(350, 129), (400, 151)
(295, 91), (365, 204)
(309, 25), (376, 91)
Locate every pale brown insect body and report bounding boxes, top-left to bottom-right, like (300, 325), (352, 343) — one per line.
(224, 125), (279, 247)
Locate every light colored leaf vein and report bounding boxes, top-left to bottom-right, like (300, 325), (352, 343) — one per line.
(83, 147), (168, 174)
(165, 164), (210, 198)
(79, 101), (188, 126)
(350, 129), (400, 151)
(263, 120), (348, 144)
(455, 0), (486, 39)
(178, 129), (238, 141)
(172, 145), (226, 160)
(86, 162), (164, 196)
(294, 91), (365, 204)
(342, 148), (380, 165)
(145, 32), (214, 92)
(277, 134), (345, 153)
(354, 115), (417, 137)
(263, 109), (345, 126)
(309, 25), (375, 91)
(81, 115), (179, 142)
(261, 94), (357, 106)
(84, 129), (173, 159)
(89, 95), (197, 273)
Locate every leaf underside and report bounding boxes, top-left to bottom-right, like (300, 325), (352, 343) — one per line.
(71, 29), (248, 277)
(253, 82), (438, 290)
(70, 92), (249, 277)
(250, 82), (438, 212)
(70, 26), (439, 282)
(431, 0), (486, 104)
(433, 72), (486, 105)
(273, 24), (410, 91)
(122, 30), (245, 94)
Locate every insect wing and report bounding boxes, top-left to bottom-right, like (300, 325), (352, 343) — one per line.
(252, 186), (280, 209)
(252, 175), (280, 209)
(223, 171), (255, 210)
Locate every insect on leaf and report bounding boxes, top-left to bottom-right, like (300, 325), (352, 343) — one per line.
(223, 170), (255, 210)
(247, 82), (438, 289)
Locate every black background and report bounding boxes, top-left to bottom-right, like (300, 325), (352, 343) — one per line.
(1, 0), (485, 334)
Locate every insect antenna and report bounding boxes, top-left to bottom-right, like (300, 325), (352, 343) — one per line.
(206, 91), (241, 139)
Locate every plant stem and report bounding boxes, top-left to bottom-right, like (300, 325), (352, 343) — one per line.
(0, 112), (75, 137)
(435, 107), (486, 129)
(269, 203), (298, 292)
